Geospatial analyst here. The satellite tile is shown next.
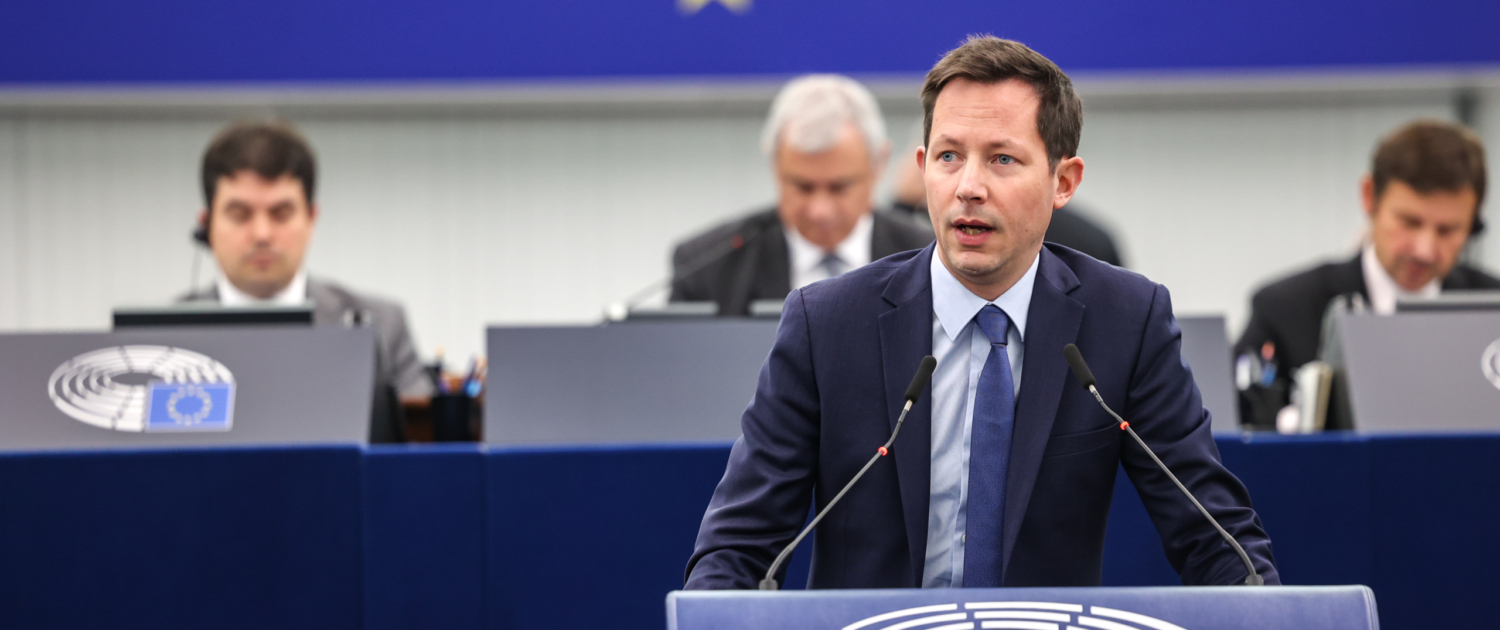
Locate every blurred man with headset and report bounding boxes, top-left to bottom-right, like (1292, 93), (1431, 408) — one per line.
(184, 120), (432, 442)
(668, 74), (934, 317)
(1235, 120), (1500, 426)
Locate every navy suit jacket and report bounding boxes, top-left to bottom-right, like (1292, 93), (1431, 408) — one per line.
(685, 244), (1278, 589)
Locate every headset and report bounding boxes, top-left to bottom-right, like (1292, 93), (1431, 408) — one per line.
(191, 214), (211, 248)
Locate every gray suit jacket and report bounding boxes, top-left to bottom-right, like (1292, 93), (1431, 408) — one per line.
(668, 208), (935, 316)
(180, 277), (432, 443)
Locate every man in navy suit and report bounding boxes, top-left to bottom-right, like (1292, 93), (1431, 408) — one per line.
(685, 36), (1278, 589)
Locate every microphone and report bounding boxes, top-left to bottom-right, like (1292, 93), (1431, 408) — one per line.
(758, 355), (937, 591)
(1062, 343), (1265, 586)
(604, 224), (768, 321)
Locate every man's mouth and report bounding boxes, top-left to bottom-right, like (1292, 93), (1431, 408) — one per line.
(957, 225), (992, 235)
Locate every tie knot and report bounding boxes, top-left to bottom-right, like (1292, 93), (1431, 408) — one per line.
(976, 304), (1010, 345)
(819, 253), (846, 278)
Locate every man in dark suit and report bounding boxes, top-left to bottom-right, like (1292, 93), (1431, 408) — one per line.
(669, 75), (934, 317)
(686, 37), (1276, 589)
(1236, 120), (1499, 426)
(182, 121), (432, 443)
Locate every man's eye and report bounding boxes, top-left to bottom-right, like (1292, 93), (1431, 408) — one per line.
(939, 152), (957, 162)
(996, 155), (1015, 165)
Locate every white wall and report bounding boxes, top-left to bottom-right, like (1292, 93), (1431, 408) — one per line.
(0, 81), (1486, 362)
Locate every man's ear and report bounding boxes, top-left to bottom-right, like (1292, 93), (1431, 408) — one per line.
(1052, 156), (1085, 209)
(915, 145), (927, 176)
(1360, 175), (1377, 220)
(307, 202), (319, 225)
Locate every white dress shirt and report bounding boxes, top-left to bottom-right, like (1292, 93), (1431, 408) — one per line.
(922, 249), (1039, 588)
(216, 268), (309, 307)
(784, 213), (874, 290)
(1360, 243), (1439, 315)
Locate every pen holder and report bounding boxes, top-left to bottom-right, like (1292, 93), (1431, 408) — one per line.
(430, 393), (477, 441)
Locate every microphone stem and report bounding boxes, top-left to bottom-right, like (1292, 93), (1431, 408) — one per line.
(759, 399), (913, 590)
(1088, 385), (1263, 586)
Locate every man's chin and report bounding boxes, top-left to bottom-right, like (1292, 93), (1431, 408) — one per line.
(1394, 266), (1442, 291)
(232, 275), (293, 299)
(942, 248), (1004, 278)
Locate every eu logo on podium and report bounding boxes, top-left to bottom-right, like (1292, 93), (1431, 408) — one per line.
(146, 383), (235, 432)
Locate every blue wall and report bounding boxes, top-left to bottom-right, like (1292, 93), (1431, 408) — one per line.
(4, 1), (1500, 84)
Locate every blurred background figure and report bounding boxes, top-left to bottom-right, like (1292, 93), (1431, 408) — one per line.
(183, 121), (433, 442)
(1234, 119), (1498, 428)
(667, 75), (933, 317)
(890, 128), (1125, 267)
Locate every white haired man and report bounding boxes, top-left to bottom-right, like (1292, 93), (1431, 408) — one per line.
(669, 75), (934, 316)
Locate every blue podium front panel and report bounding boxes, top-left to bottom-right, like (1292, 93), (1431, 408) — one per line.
(668, 586), (1379, 630)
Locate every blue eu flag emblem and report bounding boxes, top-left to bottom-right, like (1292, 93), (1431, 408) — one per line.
(146, 383), (235, 432)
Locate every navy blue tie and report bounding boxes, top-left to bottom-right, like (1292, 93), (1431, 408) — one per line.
(963, 304), (1015, 587)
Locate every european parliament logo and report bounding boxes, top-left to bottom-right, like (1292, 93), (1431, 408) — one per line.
(48, 345), (236, 433)
(843, 601), (1188, 630)
(1483, 338), (1500, 391)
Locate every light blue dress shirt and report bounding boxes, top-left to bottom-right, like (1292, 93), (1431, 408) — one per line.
(921, 250), (1039, 588)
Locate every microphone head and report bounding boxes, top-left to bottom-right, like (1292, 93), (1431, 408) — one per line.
(905, 355), (937, 403)
(1063, 344), (1097, 389)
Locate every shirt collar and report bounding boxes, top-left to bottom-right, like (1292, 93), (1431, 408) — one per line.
(1361, 242), (1439, 315)
(930, 248), (1039, 342)
(784, 212), (874, 275)
(217, 268), (308, 307)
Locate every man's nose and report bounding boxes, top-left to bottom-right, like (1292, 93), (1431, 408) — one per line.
(1410, 229), (1440, 262)
(249, 214), (275, 242)
(955, 163), (986, 203)
(806, 190), (839, 222)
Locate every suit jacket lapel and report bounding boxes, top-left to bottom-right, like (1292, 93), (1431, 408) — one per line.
(877, 244), (936, 587)
(1001, 248), (1084, 576)
(870, 212), (899, 259)
(305, 278), (345, 326)
(1334, 254), (1368, 303)
(760, 226), (792, 300)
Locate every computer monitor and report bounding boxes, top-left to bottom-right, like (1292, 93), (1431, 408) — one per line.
(1339, 310), (1500, 432)
(113, 301), (314, 328)
(1397, 290), (1500, 313)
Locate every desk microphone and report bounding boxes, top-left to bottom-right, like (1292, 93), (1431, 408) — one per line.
(1062, 343), (1264, 586)
(604, 224), (768, 321)
(758, 355), (937, 591)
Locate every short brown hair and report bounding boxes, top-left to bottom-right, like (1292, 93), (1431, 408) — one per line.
(201, 120), (317, 207)
(921, 35), (1083, 170)
(1372, 120), (1486, 217)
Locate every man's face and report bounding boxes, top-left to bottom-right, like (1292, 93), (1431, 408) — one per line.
(1364, 177), (1476, 291)
(774, 124), (881, 250)
(920, 78), (1083, 299)
(203, 171), (317, 299)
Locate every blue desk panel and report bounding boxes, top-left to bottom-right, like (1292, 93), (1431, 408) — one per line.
(0, 446), (363, 630)
(1, 435), (1494, 630)
(364, 445), (487, 630)
(485, 444), (735, 630)
(1369, 434), (1500, 629)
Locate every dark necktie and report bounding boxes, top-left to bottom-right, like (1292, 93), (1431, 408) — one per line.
(963, 304), (1016, 587)
(819, 253), (846, 279)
